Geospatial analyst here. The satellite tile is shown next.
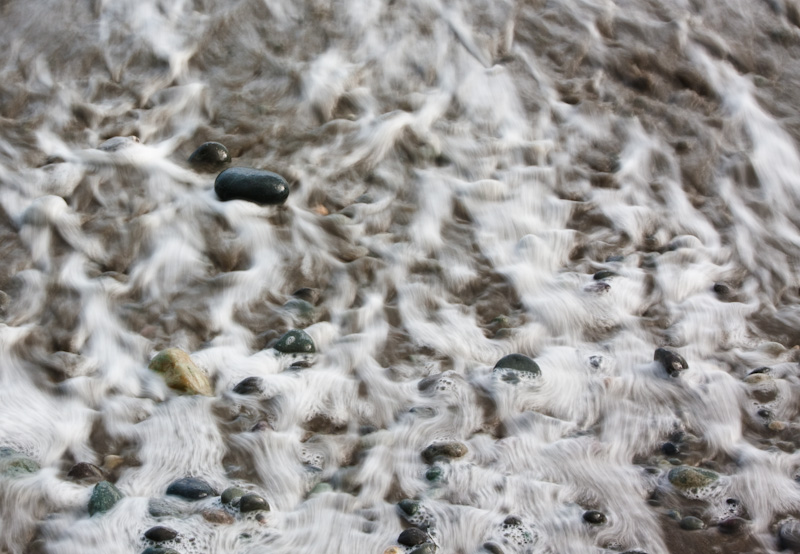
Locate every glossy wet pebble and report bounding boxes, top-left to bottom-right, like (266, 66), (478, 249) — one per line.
(493, 353), (540, 377)
(188, 141), (230, 171)
(654, 348), (688, 376)
(398, 527), (428, 546)
(679, 516), (705, 530)
(88, 481), (123, 515)
(144, 526), (178, 541)
(165, 477), (216, 500)
(239, 493), (269, 512)
(232, 376), (263, 395)
(583, 510), (606, 524)
(668, 466), (718, 489)
(274, 329), (316, 354)
(148, 348), (213, 396)
(422, 441), (468, 463)
(214, 167), (289, 205)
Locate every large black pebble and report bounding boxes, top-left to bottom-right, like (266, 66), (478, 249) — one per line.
(233, 377), (263, 395)
(654, 348), (688, 376)
(144, 526), (178, 541)
(494, 354), (540, 377)
(398, 527), (428, 546)
(214, 167), (289, 205)
(165, 477), (216, 500)
(239, 493), (270, 512)
(583, 510), (607, 524)
(188, 142), (230, 171)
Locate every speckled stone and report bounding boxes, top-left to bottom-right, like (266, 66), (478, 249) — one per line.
(148, 348), (212, 396)
(274, 329), (316, 354)
(88, 481), (123, 515)
(398, 528), (428, 546)
(668, 466), (719, 490)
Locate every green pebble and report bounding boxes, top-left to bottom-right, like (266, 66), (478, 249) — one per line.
(493, 354), (540, 377)
(668, 466), (719, 490)
(398, 499), (420, 516)
(221, 487), (245, 505)
(88, 481), (123, 515)
(426, 466), (443, 481)
(274, 329), (316, 354)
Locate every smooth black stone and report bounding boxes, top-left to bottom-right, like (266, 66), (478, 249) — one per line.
(749, 366), (771, 375)
(398, 499), (420, 516)
(421, 441), (468, 463)
(483, 542), (505, 554)
(493, 354), (540, 377)
(67, 462), (104, 483)
(409, 544), (436, 554)
(188, 142), (230, 171)
(503, 515), (522, 526)
(757, 408), (773, 419)
(713, 282), (731, 295)
(717, 517), (747, 534)
(779, 520), (800, 551)
(274, 329), (315, 354)
(88, 481), (123, 515)
(593, 270), (617, 280)
(165, 477), (216, 500)
(233, 377), (263, 395)
(239, 493), (269, 512)
(398, 527), (428, 546)
(425, 466), (443, 481)
(214, 167), (289, 205)
(142, 548), (180, 554)
(144, 526), (178, 542)
(654, 348), (688, 376)
(583, 510), (607, 524)
(661, 442), (680, 455)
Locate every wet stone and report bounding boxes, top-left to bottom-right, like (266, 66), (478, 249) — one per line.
(166, 477), (216, 500)
(668, 466), (719, 490)
(142, 548), (180, 554)
(232, 377), (263, 395)
(188, 141), (230, 171)
(214, 167), (289, 205)
(748, 366), (771, 375)
(144, 526), (178, 542)
(409, 544), (436, 554)
(239, 493), (269, 512)
(148, 498), (181, 517)
(398, 499), (420, 516)
(221, 487), (246, 505)
(717, 516), (747, 534)
(67, 462), (104, 483)
(503, 515), (522, 526)
(778, 520), (800, 551)
(425, 466), (443, 481)
(148, 348), (213, 396)
(421, 441), (468, 463)
(493, 354), (540, 377)
(661, 442), (679, 455)
(654, 348), (688, 376)
(202, 508), (235, 524)
(88, 481), (123, 515)
(0, 448), (40, 477)
(483, 542), (505, 554)
(398, 527), (428, 546)
(679, 516), (705, 530)
(274, 329), (316, 354)
(593, 270), (617, 280)
(583, 510), (607, 525)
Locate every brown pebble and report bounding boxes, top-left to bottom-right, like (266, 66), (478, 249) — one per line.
(768, 421), (786, 431)
(718, 517), (747, 534)
(67, 462), (104, 483)
(202, 508), (234, 524)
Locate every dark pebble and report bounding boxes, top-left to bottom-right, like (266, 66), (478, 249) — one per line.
(359, 425), (377, 435)
(221, 487), (245, 505)
(88, 481), (123, 515)
(214, 167), (289, 205)
(717, 516), (747, 534)
(712, 282), (731, 296)
(679, 516), (705, 530)
(233, 377), (263, 395)
(593, 270), (617, 280)
(503, 515), (522, 526)
(144, 526), (178, 542)
(239, 493), (269, 512)
(67, 462), (104, 483)
(188, 142), (230, 171)
(483, 542), (505, 554)
(398, 499), (420, 516)
(583, 510), (607, 524)
(292, 288), (320, 304)
(749, 366), (771, 375)
(425, 466), (443, 481)
(142, 548), (180, 554)
(757, 408), (773, 419)
(409, 544), (436, 554)
(421, 441), (468, 463)
(165, 477), (216, 500)
(251, 421), (271, 432)
(274, 329), (316, 354)
(654, 347), (688, 376)
(661, 442), (680, 455)
(778, 520), (800, 551)
(493, 353), (540, 377)
(398, 527), (429, 546)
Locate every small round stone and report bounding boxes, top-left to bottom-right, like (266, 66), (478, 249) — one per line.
(188, 142), (231, 171)
(778, 520), (800, 551)
(679, 516), (705, 530)
(398, 527), (428, 546)
(425, 466), (443, 481)
(233, 377), (263, 395)
(493, 354), (541, 377)
(593, 270), (617, 280)
(165, 477), (216, 500)
(398, 499), (420, 516)
(239, 493), (269, 512)
(215, 167), (289, 205)
(221, 487), (246, 505)
(274, 329), (316, 354)
(583, 510), (607, 525)
(409, 544), (436, 554)
(421, 441), (468, 463)
(483, 543), (505, 554)
(718, 517), (747, 534)
(661, 442), (680, 455)
(503, 515), (522, 526)
(144, 526), (178, 542)
(67, 462), (104, 483)
(202, 508), (235, 524)
(668, 466), (719, 490)
(713, 282), (731, 295)
(88, 481), (123, 515)
(654, 348), (688, 376)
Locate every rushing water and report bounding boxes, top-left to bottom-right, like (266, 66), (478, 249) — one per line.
(2, 0), (800, 553)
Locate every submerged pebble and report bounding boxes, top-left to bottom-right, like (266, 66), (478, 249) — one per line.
(778, 520), (800, 551)
(493, 353), (540, 376)
(88, 481), (123, 515)
(232, 376), (263, 395)
(422, 441), (468, 463)
(142, 548), (180, 554)
(0, 448), (40, 477)
(408, 544), (436, 554)
(165, 477), (216, 500)
(214, 167), (289, 205)
(221, 486), (246, 505)
(188, 141), (230, 171)
(148, 348), (213, 396)
(668, 466), (719, 490)
(654, 348), (688, 376)
(398, 527), (428, 546)
(398, 499), (420, 516)
(583, 510), (607, 524)
(679, 516), (705, 530)
(274, 329), (316, 354)
(67, 462), (104, 483)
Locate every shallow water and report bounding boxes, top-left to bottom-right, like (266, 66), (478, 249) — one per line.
(2, 0), (800, 553)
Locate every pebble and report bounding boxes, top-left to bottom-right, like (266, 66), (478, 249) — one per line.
(503, 515), (522, 526)
(593, 270), (617, 280)
(214, 167), (289, 205)
(482, 542), (505, 554)
(778, 520), (800, 551)
(717, 516), (747, 534)
(202, 508), (235, 524)
(147, 498), (182, 517)
(67, 462), (104, 483)
(221, 487), (246, 505)
(0, 448), (40, 477)
(239, 493), (270, 512)
(398, 499), (420, 516)
(679, 516), (705, 530)
(668, 466), (719, 489)
(142, 548), (180, 554)
(148, 348), (213, 396)
(583, 510), (607, 524)
(398, 528), (428, 546)
(88, 481), (123, 515)
(165, 477), (216, 500)
(384, 548), (403, 554)
(661, 442), (679, 455)
(144, 526), (178, 542)
(493, 354), (541, 377)
(654, 348), (688, 376)
(188, 142), (230, 171)
(425, 466), (443, 481)
(274, 329), (316, 354)
(232, 377), (263, 395)
(409, 544), (436, 554)
(421, 441), (468, 463)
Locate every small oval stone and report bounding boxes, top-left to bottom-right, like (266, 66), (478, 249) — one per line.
(214, 167), (289, 205)
(274, 329), (316, 354)
(202, 508), (235, 524)
(398, 499), (420, 516)
(503, 515), (522, 526)
(144, 526), (178, 541)
(718, 516), (747, 534)
(654, 348), (688, 376)
(142, 548), (180, 554)
(165, 477), (216, 500)
(233, 377), (263, 395)
(668, 466), (719, 490)
(398, 527), (428, 546)
(88, 481), (123, 515)
(483, 542), (505, 554)
(583, 510), (607, 524)
(778, 520), (800, 551)
(148, 348), (212, 396)
(661, 442), (679, 455)
(425, 466), (443, 481)
(239, 493), (269, 512)
(494, 354), (540, 377)
(593, 270), (617, 280)
(188, 142), (230, 171)
(409, 544), (436, 554)
(67, 462), (104, 483)
(679, 516), (705, 530)
(421, 441), (468, 463)
(221, 487), (246, 505)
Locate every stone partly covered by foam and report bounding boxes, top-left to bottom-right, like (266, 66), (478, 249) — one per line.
(148, 348), (213, 396)
(0, 447), (40, 477)
(88, 481), (123, 515)
(779, 520), (800, 551)
(654, 348), (688, 377)
(214, 167), (289, 205)
(188, 141), (231, 172)
(221, 486), (246, 505)
(668, 466), (719, 490)
(421, 441), (468, 463)
(494, 354), (540, 376)
(143, 526), (178, 542)
(67, 462), (104, 483)
(165, 477), (216, 500)
(398, 528), (429, 546)
(274, 329), (316, 354)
